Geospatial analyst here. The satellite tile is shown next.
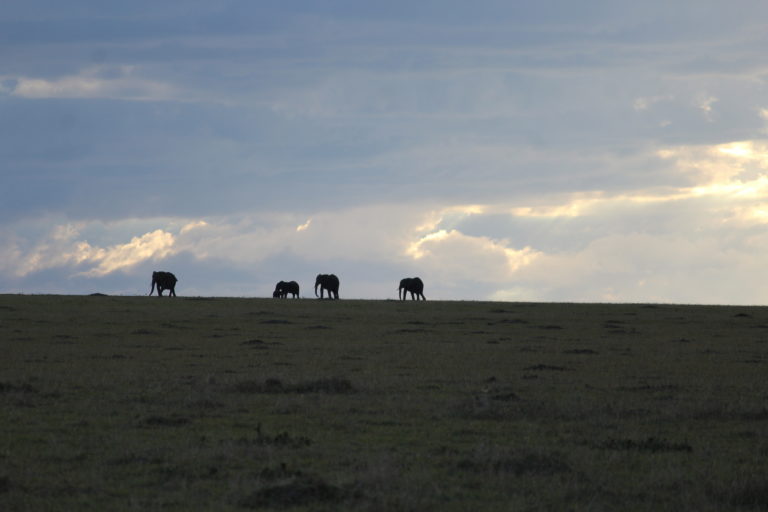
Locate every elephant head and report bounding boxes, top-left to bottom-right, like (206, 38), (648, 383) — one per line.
(273, 281), (287, 298)
(315, 274), (340, 299)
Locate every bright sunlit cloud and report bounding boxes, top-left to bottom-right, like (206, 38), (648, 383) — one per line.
(10, 225), (176, 278)
(81, 229), (176, 276)
(180, 220), (209, 234)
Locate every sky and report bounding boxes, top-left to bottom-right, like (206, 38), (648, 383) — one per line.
(3, 1), (768, 303)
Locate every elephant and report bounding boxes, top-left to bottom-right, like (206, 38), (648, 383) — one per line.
(149, 271), (177, 297)
(273, 280), (300, 298)
(399, 277), (425, 301)
(314, 274), (339, 299)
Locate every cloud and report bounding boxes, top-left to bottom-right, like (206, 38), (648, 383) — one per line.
(6, 66), (176, 101)
(6, 223), (176, 278)
(695, 94), (718, 121)
(507, 231), (768, 304)
(296, 219), (311, 232)
(180, 220), (209, 234)
(80, 229), (176, 276)
(406, 228), (540, 284)
(633, 94), (674, 112)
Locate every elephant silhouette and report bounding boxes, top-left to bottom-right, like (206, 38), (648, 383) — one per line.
(149, 271), (177, 297)
(273, 280), (300, 298)
(314, 274), (339, 299)
(399, 277), (425, 301)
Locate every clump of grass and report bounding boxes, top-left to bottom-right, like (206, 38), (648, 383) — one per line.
(458, 445), (571, 476)
(130, 329), (156, 335)
(690, 405), (768, 422)
(618, 383), (679, 392)
(141, 415), (191, 427)
(0, 381), (37, 394)
(524, 364), (570, 371)
(0, 380), (42, 408)
(239, 475), (344, 509)
(258, 463), (304, 481)
(563, 348), (598, 355)
(236, 423), (311, 448)
(708, 474), (768, 509)
(453, 390), (523, 420)
(240, 338), (269, 350)
(344, 454), (442, 511)
(597, 437), (693, 453)
(231, 377), (355, 394)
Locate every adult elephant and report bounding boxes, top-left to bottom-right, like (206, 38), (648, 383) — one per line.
(399, 277), (425, 301)
(149, 271), (177, 297)
(314, 274), (339, 299)
(273, 280), (300, 298)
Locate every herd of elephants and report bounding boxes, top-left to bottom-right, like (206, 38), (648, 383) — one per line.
(148, 271), (427, 300)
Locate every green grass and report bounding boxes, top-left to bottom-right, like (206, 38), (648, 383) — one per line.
(1, 295), (768, 510)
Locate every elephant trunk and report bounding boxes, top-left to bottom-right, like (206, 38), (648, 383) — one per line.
(315, 281), (320, 297)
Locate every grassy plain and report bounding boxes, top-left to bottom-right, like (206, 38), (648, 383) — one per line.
(1, 295), (768, 511)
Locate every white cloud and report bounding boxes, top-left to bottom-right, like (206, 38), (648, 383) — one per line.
(633, 94), (673, 111)
(172, 204), (433, 267)
(180, 220), (209, 234)
(509, 231), (768, 304)
(406, 228), (540, 284)
(80, 229), (176, 276)
(7, 66), (176, 101)
(7, 223), (176, 278)
(695, 94), (718, 121)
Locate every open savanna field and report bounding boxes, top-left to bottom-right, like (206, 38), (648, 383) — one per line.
(2, 295), (768, 511)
